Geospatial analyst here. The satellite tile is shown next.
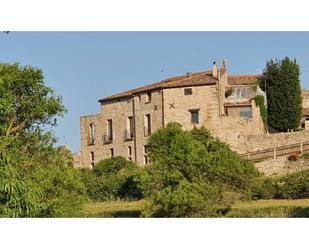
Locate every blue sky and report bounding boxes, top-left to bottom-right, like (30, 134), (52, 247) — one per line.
(1, 32), (309, 152)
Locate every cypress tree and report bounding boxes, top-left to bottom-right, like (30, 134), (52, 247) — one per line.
(262, 57), (302, 132)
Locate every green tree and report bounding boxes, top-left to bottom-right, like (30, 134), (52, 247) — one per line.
(0, 152), (42, 217)
(81, 156), (143, 201)
(0, 63), (86, 217)
(262, 57), (302, 131)
(140, 123), (260, 217)
(0, 63), (66, 149)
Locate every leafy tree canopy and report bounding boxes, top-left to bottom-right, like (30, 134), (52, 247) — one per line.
(0, 63), (66, 148)
(261, 57), (302, 131)
(140, 123), (261, 217)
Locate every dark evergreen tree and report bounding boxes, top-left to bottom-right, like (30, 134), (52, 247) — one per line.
(262, 57), (302, 131)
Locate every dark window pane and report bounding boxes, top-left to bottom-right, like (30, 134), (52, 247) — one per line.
(190, 110), (199, 124)
(184, 88), (192, 95)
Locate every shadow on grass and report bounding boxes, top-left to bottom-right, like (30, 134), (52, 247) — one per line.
(290, 207), (309, 217)
(110, 210), (142, 218)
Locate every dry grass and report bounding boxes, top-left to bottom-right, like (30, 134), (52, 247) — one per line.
(81, 199), (309, 218)
(227, 199), (309, 218)
(82, 200), (145, 218)
(234, 199), (309, 209)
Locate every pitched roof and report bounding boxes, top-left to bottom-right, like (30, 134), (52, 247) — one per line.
(228, 75), (263, 85)
(99, 70), (216, 102)
(99, 71), (262, 102)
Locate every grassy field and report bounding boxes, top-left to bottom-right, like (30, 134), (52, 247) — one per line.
(82, 199), (309, 218)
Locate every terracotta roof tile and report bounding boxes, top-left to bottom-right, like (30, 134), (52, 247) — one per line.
(99, 70), (216, 102)
(99, 71), (263, 102)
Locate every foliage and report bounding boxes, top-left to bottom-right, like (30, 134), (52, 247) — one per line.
(0, 63), (85, 217)
(0, 152), (42, 217)
(81, 156), (143, 202)
(274, 170), (309, 199)
(261, 57), (302, 131)
(254, 170), (309, 200)
(301, 152), (309, 160)
(225, 88), (234, 98)
(0, 63), (66, 143)
(140, 123), (261, 217)
(24, 163), (87, 217)
(287, 152), (300, 161)
(254, 95), (267, 125)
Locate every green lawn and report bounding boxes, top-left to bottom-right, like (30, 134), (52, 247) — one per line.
(82, 199), (309, 218)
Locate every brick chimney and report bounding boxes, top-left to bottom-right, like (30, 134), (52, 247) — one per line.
(212, 61), (218, 79)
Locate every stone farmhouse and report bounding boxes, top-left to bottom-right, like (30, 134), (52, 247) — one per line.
(79, 61), (273, 168)
(78, 61), (309, 168)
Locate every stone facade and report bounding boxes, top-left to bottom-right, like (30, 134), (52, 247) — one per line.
(234, 129), (309, 154)
(80, 62), (267, 168)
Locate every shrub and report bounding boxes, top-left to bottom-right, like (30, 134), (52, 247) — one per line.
(141, 123), (261, 217)
(254, 95), (267, 125)
(287, 152), (300, 161)
(274, 170), (309, 199)
(24, 163), (87, 217)
(301, 152), (309, 160)
(142, 180), (235, 218)
(81, 156), (143, 202)
(225, 88), (234, 98)
(253, 177), (277, 200)
(0, 153), (42, 217)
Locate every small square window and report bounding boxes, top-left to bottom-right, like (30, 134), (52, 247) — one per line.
(189, 109), (200, 124)
(146, 92), (152, 103)
(184, 88), (192, 95)
(110, 148), (114, 157)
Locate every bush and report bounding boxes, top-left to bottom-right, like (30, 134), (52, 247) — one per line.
(140, 123), (261, 217)
(142, 180), (235, 217)
(24, 162), (87, 217)
(301, 152), (309, 160)
(0, 153), (42, 217)
(81, 156), (143, 202)
(274, 170), (309, 199)
(287, 152), (300, 161)
(253, 177), (277, 200)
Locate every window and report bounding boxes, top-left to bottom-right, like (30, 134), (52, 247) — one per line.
(190, 109), (200, 124)
(90, 151), (94, 161)
(128, 146), (132, 161)
(125, 116), (134, 140)
(110, 148), (114, 157)
(144, 114), (151, 136)
(184, 88), (192, 95)
(106, 119), (113, 142)
(89, 123), (96, 145)
(240, 107), (253, 119)
(137, 95), (141, 102)
(146, 92), (152, 103)
(144, 155), (149, 165)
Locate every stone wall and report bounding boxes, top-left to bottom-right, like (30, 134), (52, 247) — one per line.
(255, 155), (309, 176)
(163, 84), (265, 152)
(302, 90), (309, 108)
(233, 129), (309, 154)
(80, 90), (163, 167)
